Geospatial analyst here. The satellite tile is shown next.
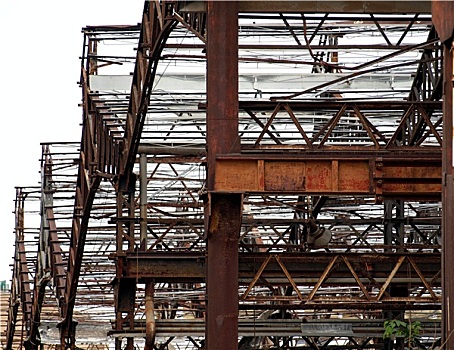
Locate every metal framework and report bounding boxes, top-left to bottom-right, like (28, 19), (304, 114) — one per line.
(4, 1), (454, 349)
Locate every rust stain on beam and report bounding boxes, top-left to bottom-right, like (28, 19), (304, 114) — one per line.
(215, 158), (371, 193)
(205, 1), (241, 349)
(432, 0), (454, 43)
(213, 156), (441, 199)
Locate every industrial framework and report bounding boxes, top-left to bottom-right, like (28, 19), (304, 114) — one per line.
(4, 1), (454, 349)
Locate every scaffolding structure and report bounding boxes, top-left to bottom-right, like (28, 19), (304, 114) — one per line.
(3, 1), (454, 349)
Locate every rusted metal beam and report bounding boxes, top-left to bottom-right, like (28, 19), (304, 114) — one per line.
(204, 193), (242, 348)
(5, 295), (19, 350)
(212, 154), (441, 200)
(202, 100), (443, 111)
(436, 0), (454, 345)
(26, 147), (69, 349)
(167, 43), (434, 51)
(119, 2), (177, 190)
(59, 81), (103, 346)
(180, 1), (431, 14)
(42, 149), (66, 302)
(24, 276), (50, 350)
(205, 8), (241, 188)
(205, 2), (242, 348)
(432, 0), (454, 43)
(203, 100), (443, 154)
(7, 189), (33, 349)
(116, 252), (440, 285)
(60, 171), (101, 348)
(243, 1), (431, 14)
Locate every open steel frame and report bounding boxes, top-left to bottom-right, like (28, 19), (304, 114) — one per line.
(4, 1), (454, 349)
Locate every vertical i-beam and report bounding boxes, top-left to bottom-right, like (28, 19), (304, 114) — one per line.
(205, 1), (242, 349)
(433, 0), (454, 347)
(443, 42), (454, 350)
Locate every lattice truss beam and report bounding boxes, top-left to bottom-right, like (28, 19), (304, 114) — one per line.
(3, 2), (445, 350)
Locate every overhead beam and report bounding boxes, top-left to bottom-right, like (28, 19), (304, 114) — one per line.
(180, 1), (431, 14)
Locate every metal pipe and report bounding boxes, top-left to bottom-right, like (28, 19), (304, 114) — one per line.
(144, 281), (155, 349)
(140, 153), (147, 250)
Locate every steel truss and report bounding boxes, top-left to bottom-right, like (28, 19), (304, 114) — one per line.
(5, 1), (454, 350)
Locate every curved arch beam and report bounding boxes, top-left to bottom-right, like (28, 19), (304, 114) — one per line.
(120, 2), (179, 190)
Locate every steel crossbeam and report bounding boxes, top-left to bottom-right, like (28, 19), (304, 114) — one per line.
(114, 252), (441, 302)
(213, 153), (441, 200)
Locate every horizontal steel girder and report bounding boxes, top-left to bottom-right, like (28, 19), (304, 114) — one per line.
(179, 1), (431, 14)
(114, 251), (440, 289)
(213, 152), (441, 200)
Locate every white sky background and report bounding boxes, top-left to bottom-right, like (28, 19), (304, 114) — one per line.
(0, 1), (145, 282)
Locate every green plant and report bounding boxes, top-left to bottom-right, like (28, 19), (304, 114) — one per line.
(383, 319), (422, 347)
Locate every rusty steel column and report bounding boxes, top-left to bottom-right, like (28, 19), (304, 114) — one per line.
(205, 1), (242, 349)
(433, 0), (454, 346)
(443, 39), (454, 350)
(206, 0), (240, 186)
